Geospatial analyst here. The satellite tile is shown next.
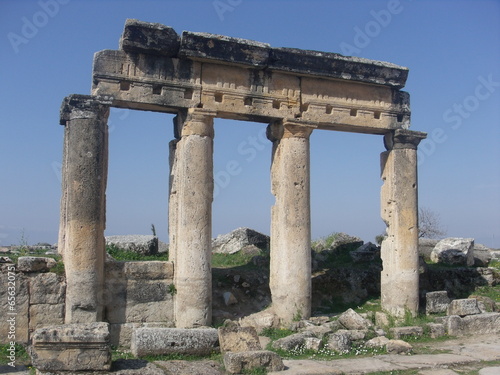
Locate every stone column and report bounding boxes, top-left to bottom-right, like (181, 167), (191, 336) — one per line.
(268, 120), (314, 324)
(173, 108), (216, 328)
(380, 129), (426, 317)
(59, 95), (110, 323)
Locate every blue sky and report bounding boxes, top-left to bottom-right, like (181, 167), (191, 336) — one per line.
(1, 0), (499, 248)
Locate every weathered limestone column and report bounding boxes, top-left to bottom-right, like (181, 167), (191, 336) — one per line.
(173, 108), (216, 328)
(380, 129), (426, 317)
(168, 112), (185, 266)
(57, 122), (69, 260)
(59, 95), (110, 323)
(268, 120), (314, 324)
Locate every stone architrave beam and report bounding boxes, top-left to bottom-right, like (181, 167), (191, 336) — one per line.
(92, 19), (411, 134)
(268, 120), (314, 324)
(59, 94), (111, 323)
(380, 129), (426, 317)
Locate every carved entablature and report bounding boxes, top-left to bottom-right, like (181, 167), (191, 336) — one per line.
(92, 19), (411, 134)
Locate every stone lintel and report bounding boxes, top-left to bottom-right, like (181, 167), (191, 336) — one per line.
(119, 19), (180, 57)
(269, 47), (408, 88)
(120, 20), (408, 88)
(180, 31), (271, 68)
(384, 129), (427, 150)
(60, 94), (112, 125)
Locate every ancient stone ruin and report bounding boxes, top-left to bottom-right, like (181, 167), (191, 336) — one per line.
(58, 18), (426, 328)
(28, 18), (434, 371)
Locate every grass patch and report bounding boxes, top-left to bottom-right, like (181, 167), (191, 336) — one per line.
(49, 259), (65, 276)
(242, 367), (268, 375)
(473, 284), (500, 303)
(106, 245), (169, 261)
(260, 328), (295, 341)
(0, 343), (30, 366)
(212, 251), (260, 269)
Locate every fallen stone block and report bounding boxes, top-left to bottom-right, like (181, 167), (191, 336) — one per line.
(303, 337), (323, 350)
(336, 329), (369, 341)
(119, 19), (180, 57)
(431, 237), (475, 266)
(447, 298), (481, 317)
(365, 336), (390, 348)
(426, 291), (451, 315)
(131, 328), (219, 357)
(154, 359), (225, 375)
(223, 350), (284, 374)
(17, 256), (56, 272)
(338, 308), (373, 330)
(105, 235), (158, 256)
(272, 332), (315, 351)
(326, 332), (352, 353)
(218, 325), (261, 353)
(426, 323), (445, 338)
(212, 227), (269, 254)
(30, 322), (111, 372)
(389, 326), (423, 340)
(442, 313), (500, 336)
(386, 339), (413, 354)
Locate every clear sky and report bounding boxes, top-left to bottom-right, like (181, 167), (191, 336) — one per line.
(1, 0), (499, 248)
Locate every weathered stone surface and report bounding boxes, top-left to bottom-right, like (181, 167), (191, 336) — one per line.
(155, 360), (225, 375)
(240, 311), (279, 333)
(272, 332), (315, 351)
(365, 336), (390, 348)
(427, 323), (445, 338)
(474, 243), (494, 267)
(386, 339), (413, 354)
(218, 325), (262, 353)
(389, 326), (423, 340)
(350, 242), (380, 263)
(441, 313), (500, 336)
(336, 329), (369, 342)
(304, 337), (323, 350)
(269, 47), (408, 88)
(431, 238), (475, 266)
(106, 235), (159, 256)
(338, 308), (373, 330)
(131, 328), (219, 357)
(109, 322), (174, 348)
(29, 272), (66, 305)
(60, 95), (109, 323)
(269, 122), (312, 324)
(29, 304), (64, 332)
(327, 332), (352, 353)
(17, 257), (56, 272)
(447, 298), (482, 317)
(171, 109), (215, 328)
(223, 350), (284, 374)
(375, 311), (390, 327)
(180, 31), (270, 67)
(104, 261), (174, 326)
(301, 325), (332, 339)
(212, 227), (269, 254)
(426, 291), (451, 315)
(380, 130), (426, 317)
(30, 322), (111, 372)
(120, 19), (180, 56)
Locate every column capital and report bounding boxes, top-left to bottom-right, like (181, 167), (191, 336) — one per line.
(267, 120), (316, 142)
(180, 108), (217, 137)
(60, 94), (112, 125)
(384, 129), (427, 151)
